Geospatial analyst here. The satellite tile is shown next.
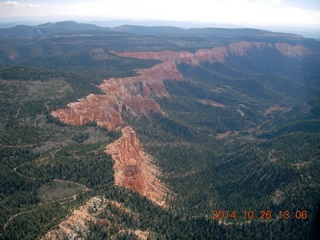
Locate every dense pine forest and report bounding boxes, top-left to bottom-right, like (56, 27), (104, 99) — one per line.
(0, 22), (319, 239)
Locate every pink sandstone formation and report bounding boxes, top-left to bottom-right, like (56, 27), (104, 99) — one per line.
(51, 41), (312, 205)
(51, 94), (125, 131)
(106, 126), (167, 205)
(274, 42), (312, 57)
(115, 41), (311, 64)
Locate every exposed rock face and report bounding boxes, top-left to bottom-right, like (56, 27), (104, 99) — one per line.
(115, 41), (311, 65)
(51, 52), (183, 131)
(274, 42), (312, 57)
(51, 41), (312, 206)
(41, 196), (151, 240)
(199, 99), (226, 108)
(41, 196), (106, 240)
(114, 47), (227, 65)
(52, 41), (311, 130)
(106, 126), (167, 205)
(51, 94), (124, 131)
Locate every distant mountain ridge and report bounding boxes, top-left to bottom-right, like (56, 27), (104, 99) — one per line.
(2, 21), (319, 67)
(0, 20), (306, 40)
(0, 21), (103, 38)
(113, 24), (304, 39)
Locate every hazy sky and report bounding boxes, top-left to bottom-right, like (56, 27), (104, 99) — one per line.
(0, 0), (319, 28)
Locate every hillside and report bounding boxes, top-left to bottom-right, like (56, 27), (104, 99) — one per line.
(0, 21), (103, 38)
(0, 22), (320, 239)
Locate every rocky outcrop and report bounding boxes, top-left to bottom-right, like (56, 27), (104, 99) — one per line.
(41, 196), (151, 240)
(106, 126), (167, 205)
(51, 94), (124, 131)
(115, 41), (311, 65)
(274, 42), (312, 57)
(51, 53), (183, 131)
(199, 99), (226, 108)
(229, 41), (311, 58)
(52, 41), (311, 131)
(51, 41), (312, 207)
(114, 47), (228, 65)
(41, 196), (107, 240)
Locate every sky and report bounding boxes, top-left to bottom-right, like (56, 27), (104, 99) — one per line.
(0, 0), (319, 29)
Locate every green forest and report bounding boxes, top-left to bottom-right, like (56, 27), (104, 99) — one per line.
(0, 22), (320, 239)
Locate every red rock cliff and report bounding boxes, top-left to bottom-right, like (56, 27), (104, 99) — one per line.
(106, 126), (167, 205)
(51, 41), (311, 205)
(53, 41), (311, 130)
(51, 94), (124, 131)
(115, 41), (311, 65)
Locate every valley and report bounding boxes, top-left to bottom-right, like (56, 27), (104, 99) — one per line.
(0, 22), (319, 239)
(51, 40), (312, 206)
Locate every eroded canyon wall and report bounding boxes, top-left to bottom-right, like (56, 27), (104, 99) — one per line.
(51, 41), (312, 206)
(106, 126), (167, 205)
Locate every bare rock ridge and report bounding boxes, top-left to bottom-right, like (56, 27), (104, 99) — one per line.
(52, 41), (311, 130)
(41, 196), (151, 239)
(51, 41), (311, 206)
(52, 94), (124, 131)
(114, 41), (311, 64)
(41, 197), (104, 240)
(106, 126), (168, 205)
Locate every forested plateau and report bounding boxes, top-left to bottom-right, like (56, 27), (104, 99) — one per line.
(0, 21), (320, 239)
